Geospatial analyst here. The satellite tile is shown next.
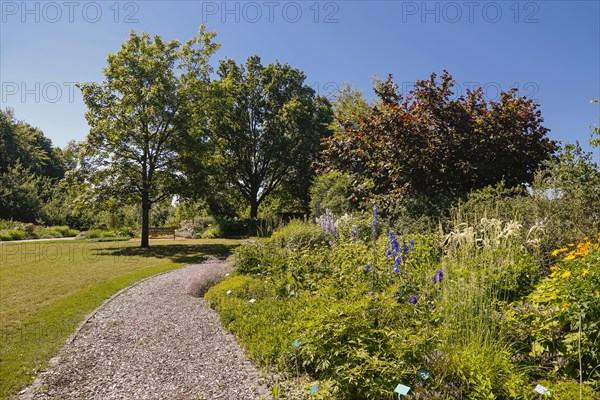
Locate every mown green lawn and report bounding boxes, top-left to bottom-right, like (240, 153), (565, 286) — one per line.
(0, 238), (239, 399)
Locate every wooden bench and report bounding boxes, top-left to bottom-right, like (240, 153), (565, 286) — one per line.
(148, 227), (176, 240)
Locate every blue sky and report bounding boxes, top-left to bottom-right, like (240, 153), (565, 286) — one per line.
(1, 0), (599, 154)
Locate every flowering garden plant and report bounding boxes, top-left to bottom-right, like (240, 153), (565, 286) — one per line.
(505, 234), (600, 386)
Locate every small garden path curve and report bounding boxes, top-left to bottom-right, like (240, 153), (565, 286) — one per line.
(21, 257), (269, 400)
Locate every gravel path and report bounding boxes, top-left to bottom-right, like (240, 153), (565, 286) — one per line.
(23, 257), (270, 400)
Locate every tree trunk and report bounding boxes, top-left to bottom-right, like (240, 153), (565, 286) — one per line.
(249, 198), (259, 219)
(141, 191), (150, 248)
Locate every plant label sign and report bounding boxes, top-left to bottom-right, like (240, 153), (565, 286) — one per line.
(417, 369), (430, 380)
(533, 384), (551, 396)
(394, 383), (410, 396)
(309, 383), (319, 396)
(292, 339), (302, 348)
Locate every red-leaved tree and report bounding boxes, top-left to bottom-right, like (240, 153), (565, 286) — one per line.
(321, 71), (557, 215)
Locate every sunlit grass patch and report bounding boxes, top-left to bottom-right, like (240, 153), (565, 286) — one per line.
(0, 238), (239, 399)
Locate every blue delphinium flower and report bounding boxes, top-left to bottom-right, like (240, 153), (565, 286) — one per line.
(326, 208), (336, 235)
(394, 256), (402, 268)
(409, 295), (418, 304)
(393, 255), (402, 273)
(364, 263), (371, 272)
(431, 268), (444, 283)
(436, 268), (444, 283)
(372, 206), (378, 227)
(388, 232), (401, 253)
(351, 225), (358, 242)
(386, 248), (393, 258)
(319, 208), (337, 237)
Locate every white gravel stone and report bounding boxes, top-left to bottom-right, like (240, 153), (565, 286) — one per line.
(23, 257), (269, 400)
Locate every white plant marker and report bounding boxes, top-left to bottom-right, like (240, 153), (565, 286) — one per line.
(534, 384), (551, 396)
(394, 383), (410, 397)
(249, 298), (256, 303)
(226, 290), (232, 295)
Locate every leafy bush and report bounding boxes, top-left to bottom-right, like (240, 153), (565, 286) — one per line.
(199, 224), (222, 239)
(50, 225), (78, 237)
(218, 218), (263, 237)
(84, 229), (119, 238)
(36, 228), (63, 238)
(205, 275), (293, 366)
(6, 229), (26, 240)
(504, 235), (600, 389)
(206, 214), (599, 399)
(309, 171), (356, 218)
(270, 220), (327, 250)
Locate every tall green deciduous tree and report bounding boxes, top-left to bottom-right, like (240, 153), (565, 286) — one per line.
(0, 108), (65, 180)
(0, 108), (66, 222)
(321, 71), (558, 216)
(78, 26), (219, 247)
(207, 56), (332, 218)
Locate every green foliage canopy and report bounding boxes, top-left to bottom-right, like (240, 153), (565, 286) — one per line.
(78, 26), (219, 247)
(206, 56), (332, 218)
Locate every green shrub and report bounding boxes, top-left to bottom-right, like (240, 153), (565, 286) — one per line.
(50, 225), (78, 237)
(536, 379), (598, 399)
(205, 275), (294, 366)
(270, 220), (327, 250)
(199, 224), (222, 239)
(206, 213), (598, 398)
(6, 229), (26, 240)
(193, 216), (217, 234)
(504, 236), (600, 389)
(38, 228), (62, 238)
(85, 229), (118, 238)
(218, 219), (262, 237)
(309, 171), (356, 218)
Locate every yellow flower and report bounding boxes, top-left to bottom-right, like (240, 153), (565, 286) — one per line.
(596, 290), (600, 298)
(561, 270), (571, 278)
(552, 248), (568, 256)
(563, 303), (569, 308)
(549, 265), (557, 271)
(550, 271), (557, 278)
(582, 269), (590, 277)
(564, 253), (576, 261)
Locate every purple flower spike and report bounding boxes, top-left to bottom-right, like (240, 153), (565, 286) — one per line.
(409, 295), (418, 304)
(364, 263), (371, 272)
(351, 225), (358, 242)
(386, 248), (393, 258)
(394, 256), (402, 268)
(432, 268), (444, 283)
(436, 268), (444, 283)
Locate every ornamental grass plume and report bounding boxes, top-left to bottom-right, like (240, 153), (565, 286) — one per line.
(184, 263), (230, 297)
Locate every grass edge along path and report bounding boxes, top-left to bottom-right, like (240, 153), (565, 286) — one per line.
(1, 257), (207, 399)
